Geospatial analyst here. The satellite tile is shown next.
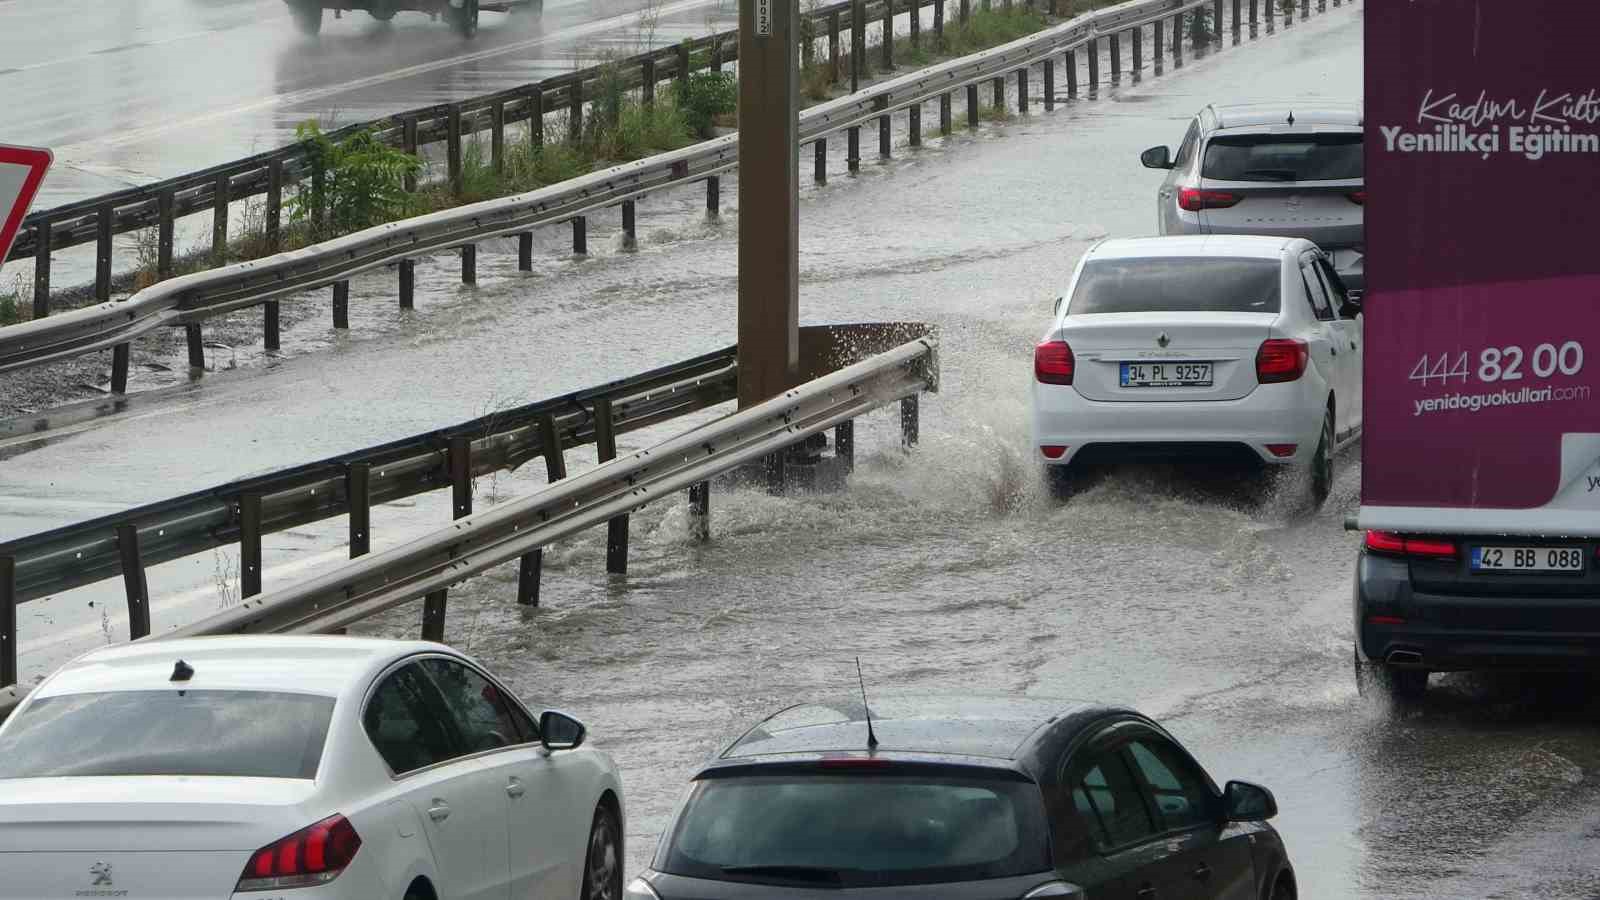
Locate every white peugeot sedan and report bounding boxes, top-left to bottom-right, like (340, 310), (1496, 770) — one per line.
(0, 636), (624, 900)
(1031, 235), (1362, 506)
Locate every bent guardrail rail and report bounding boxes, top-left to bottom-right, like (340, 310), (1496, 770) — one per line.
(0, 0), (1343, 382)
(0, 330), (937, 721)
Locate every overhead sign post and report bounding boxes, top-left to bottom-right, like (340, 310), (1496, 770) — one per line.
(736, 0), (800, 408)
(0, 145), (53, 280)
(1360, 1), (1600, 536)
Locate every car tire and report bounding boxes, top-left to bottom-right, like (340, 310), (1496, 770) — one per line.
(1353, 644), (1428, 701)
(452, 0), (480, 36)
(369, 0), (399, 20)
(287, 0), (324, 34)
(1269, 871), (1296, 900)
(1308, 408), (1333, 510)
(1043, 464), (1075, 501)
(580, 802), (622, 900)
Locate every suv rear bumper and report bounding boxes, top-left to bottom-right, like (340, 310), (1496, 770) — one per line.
(1354, 551), (1600, 672)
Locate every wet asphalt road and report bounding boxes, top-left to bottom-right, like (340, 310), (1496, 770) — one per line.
(5, 3), (1600, 896)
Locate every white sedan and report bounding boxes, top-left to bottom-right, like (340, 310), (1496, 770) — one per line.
(1031, 235), (1362, 506)
(0, 636), (624, 900)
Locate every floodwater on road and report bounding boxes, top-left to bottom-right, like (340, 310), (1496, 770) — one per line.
(5, 3), (1600, 896)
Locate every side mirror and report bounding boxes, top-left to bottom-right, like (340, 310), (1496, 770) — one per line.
(1223, 780), (1278, 822)
(1053, 295), (1064, 315)
(1140, 145), (1174, 170)
(539, 710), (587, 751)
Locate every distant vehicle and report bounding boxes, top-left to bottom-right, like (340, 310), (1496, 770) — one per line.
(626, 695), (1297, 900)
(1140, 103), (1365, 294)
(1354, 531), (1600, 700)
(0, 636), (623, 900)
(285, 0), (544, 37)
(1031, 235), (1363, 507)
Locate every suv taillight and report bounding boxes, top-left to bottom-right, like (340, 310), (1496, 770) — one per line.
(1034, 340), (1075, 385)
(1347, 190), (1366, 205)
(1255, 339), (1308, 384)
(1177, 187), (1241, 212)
(236, 815), (362, 892)
(1365, 530), (1457, 559)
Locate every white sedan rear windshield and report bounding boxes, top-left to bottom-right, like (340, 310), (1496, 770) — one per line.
(1070, 258), (1281, 315)
(0, 690), (334, 779)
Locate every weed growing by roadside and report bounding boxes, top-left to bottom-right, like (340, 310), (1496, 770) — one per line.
(0, 272), (32, 326)
(674, 71), (737, 138)
(290, 121), (423, 241)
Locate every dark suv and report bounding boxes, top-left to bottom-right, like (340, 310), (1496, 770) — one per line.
(626, 696), (1296, 900)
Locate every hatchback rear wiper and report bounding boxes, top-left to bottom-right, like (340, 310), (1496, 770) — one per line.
(1241, 168), (1298, 181)
(720, 865), (846, 884)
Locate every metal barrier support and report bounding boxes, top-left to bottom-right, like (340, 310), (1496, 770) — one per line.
(594, 398), (629, 575)
(333, 281), (350, 329)
(348, 463), (372, 558)
(240, 493), (263, 598)
(116, 524), (151, 640)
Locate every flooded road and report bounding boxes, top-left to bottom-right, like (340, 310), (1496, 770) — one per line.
(6, 3), (1600, 896)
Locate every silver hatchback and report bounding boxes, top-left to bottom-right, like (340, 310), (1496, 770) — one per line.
(1141, 103), (1365, 291)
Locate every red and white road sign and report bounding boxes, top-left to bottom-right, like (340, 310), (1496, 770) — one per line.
(0, 144), (53, 274)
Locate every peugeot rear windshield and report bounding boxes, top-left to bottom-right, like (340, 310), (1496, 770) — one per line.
(1069, 258), (1281, 315)
(0, 690), (335, 779)
(1202, 132), (1363, 182)
(658, 771), (1051, 888)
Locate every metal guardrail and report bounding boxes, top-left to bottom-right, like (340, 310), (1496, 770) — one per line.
(0, 329), (938, 721)
(0, 0), (1343, 380)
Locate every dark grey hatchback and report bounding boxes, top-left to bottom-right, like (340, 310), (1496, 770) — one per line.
(626, 697), (1295, 900)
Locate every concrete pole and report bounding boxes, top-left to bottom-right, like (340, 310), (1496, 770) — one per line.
(737, 0), (801, 408)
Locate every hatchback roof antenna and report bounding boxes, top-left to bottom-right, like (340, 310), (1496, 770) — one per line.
(855, 657), (879, 752)
(1287, 110), (1296, 126)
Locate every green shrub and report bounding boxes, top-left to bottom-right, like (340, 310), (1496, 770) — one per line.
(290, 121), (423, 240)
(674, 71), (738, 139)
(0, 293), (20, 327)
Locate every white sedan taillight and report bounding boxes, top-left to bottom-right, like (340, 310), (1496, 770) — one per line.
(235, 814), (362, 892)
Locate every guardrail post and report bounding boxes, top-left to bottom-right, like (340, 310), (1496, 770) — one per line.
(1043, 59), (1055, 111)
(828, 13), (841, 82)
(1233, 0), (1242, 42)
(347, 462), (371, 558)
(814, 139), (829, 182)
(1301, 0), (1309, 21)
(450, 435), (473, 518)
(706, 176), (722, 216)
(848, 127), (861, 172)
(265, 301), (281, 351)
(1172, 14), (1183, 65)
(677, 43), (691, 92)
(111, 344), (130, 394)
(333, 281), (350, 329)
(462, 244), (477, 283)
(850, 0), (864, 92)
(1133, 24), (1143, 77)
(448, 106), (464, 196)
(712, 36), (725, 73)
(516, 552), (543, 607)
(517, 234), (534, 270)
(878, 97), (892, 158)
(311, 159), (327, 237)
(1066, 49), (1077, 98)
(403, 117), (420, 192)
(422, 588), (448, 642)
(1110, 32), (1121, 84)
(991, 75), (1004, 112)
(569, 81), (584, 143)
(1266, 0), (1275, 34)
(959, 0), (969, 23)
(240, 493), (262, 599)
(593, 398), (629, 575)
(688, 481), (710, 542)
(909, 102), (922, 146)
(1087, 37), (1099, 92)
(186, 324), (204, 370)
(1017, 69), (1029, 113)
(1249, 0), (1258, 38)
(1, 556), (16, 688)
(1153, 20), (1164, 71)
(212, 173), (229, 263)
(765, 450), (786, 496)
(116, 524), (151, 641)
(399, 259), (416, 308)
(95, 203), (113, 301)
(1214, 0), (1225, 46)
(901, 395), (920, 448)
(157, 190), (176, 280)
(528, 87), (545, 149)
(491, 101), (506, 175)
(518, 413), (569, 607)
(880, 0), (894, 71)
(267, 159), (284, 252)
(940, 92), (952, 134)
(966, 84), (980, 127)
(622, 200), (637, 250)
(642, 57), (657, 106)
(835, 419), (854, 472)
(572, 216), (588, 255)
(32, 221), (50, 319)
(933, 0), (943, 44)
(910, 0), (920, 49)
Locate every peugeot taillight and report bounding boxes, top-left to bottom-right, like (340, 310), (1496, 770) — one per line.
(236, 815), (362, 892)
(1255, 339), (1308, 384)
(1034, 340), (1075, 385)
(1177, 187), (1242, 212)
(1365, 530), (1457, 560)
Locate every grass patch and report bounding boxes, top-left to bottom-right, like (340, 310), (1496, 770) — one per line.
(0, 273), (30, 326)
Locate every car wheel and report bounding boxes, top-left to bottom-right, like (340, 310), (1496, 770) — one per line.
(1353, 644), (1428, 701)
(1269, 871), (1296, 900)
(452, 0), (480, 36)
(580, 803), (621, 900)
(369, 0), (399, 20)
(287, 0), (323, 34)
(1043, 464), (1074, 501)
(1308, 408), (1333, 509)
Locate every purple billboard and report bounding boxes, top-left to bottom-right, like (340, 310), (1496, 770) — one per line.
(1359, 0), (1600, 535)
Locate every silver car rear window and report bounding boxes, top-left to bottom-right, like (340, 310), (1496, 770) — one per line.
(1069, 258), (1281, 315)
(0, 690), (334, 779)
(1202, 133), (1362, 182)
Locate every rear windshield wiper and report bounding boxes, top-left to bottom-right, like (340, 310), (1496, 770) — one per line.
(720, 865), (846, 884)
(1240, 168), (1298, 181)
